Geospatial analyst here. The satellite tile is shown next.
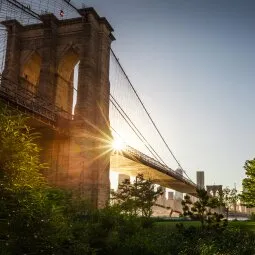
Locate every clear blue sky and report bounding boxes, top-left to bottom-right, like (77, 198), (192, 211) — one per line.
(75, 0), (255, 190)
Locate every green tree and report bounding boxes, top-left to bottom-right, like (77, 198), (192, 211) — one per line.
(240, 158), (255, 207)
(182, 188), (225, 228)
(222, 186), (239, 219)
(0, 104), (45, 190)
(111, 174), (163, 217)
(0, 104), (72, 254)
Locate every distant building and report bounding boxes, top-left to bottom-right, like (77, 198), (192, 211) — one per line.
(168, 191), (174, 200)
(157, 187), (166, 206)
(118, 174), (130, 188)
(196, 171), (205, 189)
(175, 168), (183, 200)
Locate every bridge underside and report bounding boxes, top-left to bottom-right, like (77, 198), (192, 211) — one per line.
(110, 153), (197, 196)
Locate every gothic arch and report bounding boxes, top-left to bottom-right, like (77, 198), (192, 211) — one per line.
(20, 51), (41, 93)
(55, 47), (79, 113)
(206, 185), (223, 197)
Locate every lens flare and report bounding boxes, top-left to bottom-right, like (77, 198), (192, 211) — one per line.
(112, 138), (125, 151)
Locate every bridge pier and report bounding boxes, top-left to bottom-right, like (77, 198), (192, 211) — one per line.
(39, 130), (70, 187)
(68, 120), (111, 208)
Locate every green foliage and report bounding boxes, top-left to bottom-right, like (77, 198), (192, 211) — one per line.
(0, 104), (45, 190)
(241, 158), (255, 207)
(0, 187), (73, 254)
(181, 188), (226, 228)
(222, 186), (239, 219)
(111, 178), (137, 216)
(111, 174), (163, 217)
(105, 223), (255, 255)
(0, 105), (75, 254)
(63, 202), (155, 255)
(250, 212), (255, 221)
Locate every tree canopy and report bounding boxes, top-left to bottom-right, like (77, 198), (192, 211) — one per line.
(0, 104), (71, 254)
(182, 188), (225, 228)
(111, 173), (163, 217)
(0, 104), (45, 190)
(222, 187), (239, 219)
(241, 158), (255, 207)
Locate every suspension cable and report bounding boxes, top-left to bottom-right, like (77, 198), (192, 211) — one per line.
(110, 50), (194, 182)
(110, 49), (184, 169)
(62, 0), (83, 16)
(110, 97), (165, 164)
(110, 95), (167, 166)
(6, 0), (41, 21)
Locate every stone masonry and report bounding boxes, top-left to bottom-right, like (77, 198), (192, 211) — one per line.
(2, 8), (115, 208)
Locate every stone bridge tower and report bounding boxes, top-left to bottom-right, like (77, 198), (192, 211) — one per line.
(1, 8), (115, 208)
(206, 185), (223, 197)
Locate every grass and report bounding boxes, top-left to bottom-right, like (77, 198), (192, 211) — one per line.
(155, 220), (200, 230)
(155, 220), (255, 232)
(229, 220), (255, 232)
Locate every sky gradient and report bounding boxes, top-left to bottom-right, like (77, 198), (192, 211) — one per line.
(75, 0), (255, 190)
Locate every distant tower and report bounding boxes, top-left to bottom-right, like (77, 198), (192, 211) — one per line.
(168, 192), (174, 200)
(118, 174), (130, 186)
(196, 171), (205, 189)
(206, 185), (223, 197)
(175, 168), (183, 200)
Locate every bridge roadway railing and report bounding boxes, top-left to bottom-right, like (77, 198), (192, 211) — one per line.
(0, 75), (71, 130)
(124, 145), (197, 188)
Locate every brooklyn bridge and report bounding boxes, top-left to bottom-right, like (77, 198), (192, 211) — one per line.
(0, 0), (199, 209)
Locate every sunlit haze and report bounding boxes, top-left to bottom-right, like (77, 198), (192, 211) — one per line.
(112, 137), (126, 151)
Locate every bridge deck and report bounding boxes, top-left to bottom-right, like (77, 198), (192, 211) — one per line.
(111, 147), (198, 196)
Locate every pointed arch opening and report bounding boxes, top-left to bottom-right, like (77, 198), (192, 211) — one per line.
(56, 48), (79, 114)
(20, 51), (41, 94)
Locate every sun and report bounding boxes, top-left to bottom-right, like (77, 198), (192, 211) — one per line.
(112, 138), (125, 151)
